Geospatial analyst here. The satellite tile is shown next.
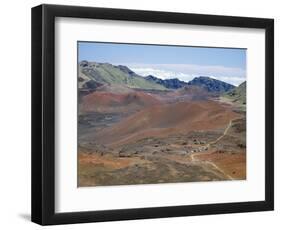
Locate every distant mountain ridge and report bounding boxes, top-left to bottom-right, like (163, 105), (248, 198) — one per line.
(145, 75), (236, 93)
(145, 75), (188, 89)
(79, 61), (237, 94)
(187, 76), (235, 93)
(79, 61), (167, 91)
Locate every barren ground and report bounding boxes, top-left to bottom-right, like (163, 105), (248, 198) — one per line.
(78, 88), (246, 186)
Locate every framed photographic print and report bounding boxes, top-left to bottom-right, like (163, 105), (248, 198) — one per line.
(31, 4), (274, 225)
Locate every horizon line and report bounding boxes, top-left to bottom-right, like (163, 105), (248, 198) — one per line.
(78, 60), (246, 86)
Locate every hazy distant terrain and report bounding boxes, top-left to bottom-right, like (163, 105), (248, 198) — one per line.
(78, 61), (246, 187)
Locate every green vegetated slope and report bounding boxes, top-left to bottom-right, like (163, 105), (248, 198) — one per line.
(79, 61), (167, 90)
(224, 81), (246, 105)
(221, 81), (247, 111)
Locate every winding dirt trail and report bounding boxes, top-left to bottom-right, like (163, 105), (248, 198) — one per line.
(189, 119), (235, 180)
(208, 120), (233, 146)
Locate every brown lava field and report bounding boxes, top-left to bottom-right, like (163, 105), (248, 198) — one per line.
(78, 85), (246, 186)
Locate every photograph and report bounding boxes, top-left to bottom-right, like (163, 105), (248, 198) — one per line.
(77, 42), (247, 187)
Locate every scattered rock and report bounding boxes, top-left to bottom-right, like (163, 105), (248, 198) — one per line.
(80, 60), (88, 67)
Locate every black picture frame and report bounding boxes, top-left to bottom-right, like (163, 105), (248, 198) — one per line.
(31, 4), (274, 225)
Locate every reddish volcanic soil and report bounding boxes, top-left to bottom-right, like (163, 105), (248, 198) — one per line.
(79, 153), (143, 170)
(192, 151), (246, 179)
(80, 91), (161, 113)
(78, 86), (246, 186)
(92, 100), (241, 147)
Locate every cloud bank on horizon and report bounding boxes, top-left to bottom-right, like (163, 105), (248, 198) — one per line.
(126, 63), (245, 86)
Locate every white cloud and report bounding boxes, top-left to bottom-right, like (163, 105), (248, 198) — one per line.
(211, 76), (246, 86)
(123, 63), (246, 86)
(129, 67), (195, 83)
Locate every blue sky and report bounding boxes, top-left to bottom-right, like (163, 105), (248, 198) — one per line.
(78, 42), (246, 86)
